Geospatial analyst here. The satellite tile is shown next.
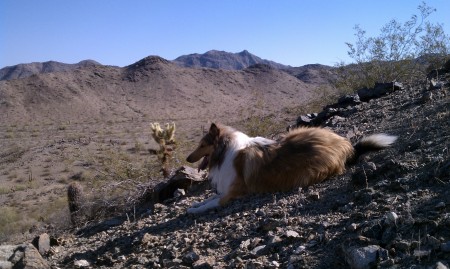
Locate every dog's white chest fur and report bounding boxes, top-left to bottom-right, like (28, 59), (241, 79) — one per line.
(187, 132), (275, 214)
(210, 131), (250, 194)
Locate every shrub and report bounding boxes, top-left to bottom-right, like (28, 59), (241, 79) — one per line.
(336, 2), (450, 91)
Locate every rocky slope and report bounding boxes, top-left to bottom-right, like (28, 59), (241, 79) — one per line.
(10, 70), (445, 268)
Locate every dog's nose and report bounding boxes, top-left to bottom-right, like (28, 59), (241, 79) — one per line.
(186, 155), (193, 163)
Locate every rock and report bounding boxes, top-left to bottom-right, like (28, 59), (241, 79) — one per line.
(271, 260), (280, 267)
(337, 94), (361, 107)
(0, 244), (47, 269)
(385, 212), (398, 226)
(0, 260), (13, 269)
(250, 245), (266, 256)
(193, 259), (214, 269)
(427, 236), (441, 250)
(357, 82), (404, 102)
(345, 245), (384, 269)
(421, 91), (433, 103)
(309, 192), (320, 201)
(0, 245), (18, 262)
(239, 239), (251, 250)
(18, 244), (49, 269)
(37, 233), (51, 255)
(440, 241), (450, 252)
(436, 261), (449, 269)
(147, 166), (207, 203)
(296, 115), (312, 126)
(267, 235), (282, 244)
(174, 188), (186, 198)
(182, 251), (200, 265)
(293, 245), (306, 254)
(413, 249), (431, 258)
(347, 223), (358, 232)
(435, 201), (446, 210)
(73, 259), (90, 268)
(285, 230), (300, 238)
(394, 240), (410, 252)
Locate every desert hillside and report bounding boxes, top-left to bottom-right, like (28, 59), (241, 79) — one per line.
(0, 53), (448, 269)
(0, 56), (320, 128)
(1, 64), (443, 269)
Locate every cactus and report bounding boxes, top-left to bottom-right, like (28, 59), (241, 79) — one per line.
(150, 122), (177, 178)
(150, 122), (176, 145)
(67, 182), (84, 225)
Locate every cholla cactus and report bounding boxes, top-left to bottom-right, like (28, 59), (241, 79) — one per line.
(150, 122), (177, 178)
(164, 122), (176, 144)
(150, 122), (176, 145)
(150, 122), (164, 144)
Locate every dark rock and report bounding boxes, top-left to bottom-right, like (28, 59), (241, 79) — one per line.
(145, 166), (207, 203)
(440, 241), (450, 252)
(394, 240), (410, 252)
(337, 94), (361, 107)
(182, 251), (200, 265)
(357, 82), (403, 102)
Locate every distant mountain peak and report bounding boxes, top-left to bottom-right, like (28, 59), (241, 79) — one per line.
(0, 60), (103, 81)
(172, 50), (288, 70)
(128, 56), (171, 68)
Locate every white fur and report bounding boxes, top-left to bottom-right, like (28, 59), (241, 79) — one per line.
(187, 195), (221, 214)
(187, 132), (275, 214)
(360, 134), (398, 147)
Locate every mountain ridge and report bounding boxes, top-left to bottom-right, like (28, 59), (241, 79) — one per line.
(0, 60), (101, 81)
(0, 50), (329, 81)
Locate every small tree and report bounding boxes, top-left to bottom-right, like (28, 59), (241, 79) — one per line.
(336, 2), (450, 91)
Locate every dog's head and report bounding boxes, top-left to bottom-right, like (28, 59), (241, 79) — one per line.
(186, 123), (221, 171)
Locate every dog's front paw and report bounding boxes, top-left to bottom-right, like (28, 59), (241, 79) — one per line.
(187, 206), (207, 214)
(189, 201), (203, 208)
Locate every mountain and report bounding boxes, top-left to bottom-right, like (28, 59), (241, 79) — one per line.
(283, 64), (337, 84)
(172, 50), (289, 70)
(0, 56), (320, 127)
(0, 60), (101, 81)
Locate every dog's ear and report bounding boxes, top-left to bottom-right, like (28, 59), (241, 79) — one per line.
(209, 123), (220, 137)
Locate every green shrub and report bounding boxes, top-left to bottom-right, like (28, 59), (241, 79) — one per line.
(336, 2), (450, 91)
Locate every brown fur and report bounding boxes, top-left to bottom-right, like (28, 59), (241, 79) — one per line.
(187, 123), (395, 210)
(233, 127), (354, 195)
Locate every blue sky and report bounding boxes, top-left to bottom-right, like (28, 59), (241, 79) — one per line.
(1, 0), (449, 68)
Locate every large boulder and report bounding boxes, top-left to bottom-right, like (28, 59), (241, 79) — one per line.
(0, 244), (49, 269)
(357, 82), (404, 102)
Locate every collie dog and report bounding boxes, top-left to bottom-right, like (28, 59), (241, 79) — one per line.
(186, 123), (397, 214)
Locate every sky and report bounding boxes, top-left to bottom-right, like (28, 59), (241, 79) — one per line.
(1, 0), (449, 69)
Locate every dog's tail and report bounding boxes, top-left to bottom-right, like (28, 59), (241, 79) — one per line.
(348, 134), (397, 164)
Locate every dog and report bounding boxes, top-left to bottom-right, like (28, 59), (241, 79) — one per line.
(186, 123), (397, 214)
